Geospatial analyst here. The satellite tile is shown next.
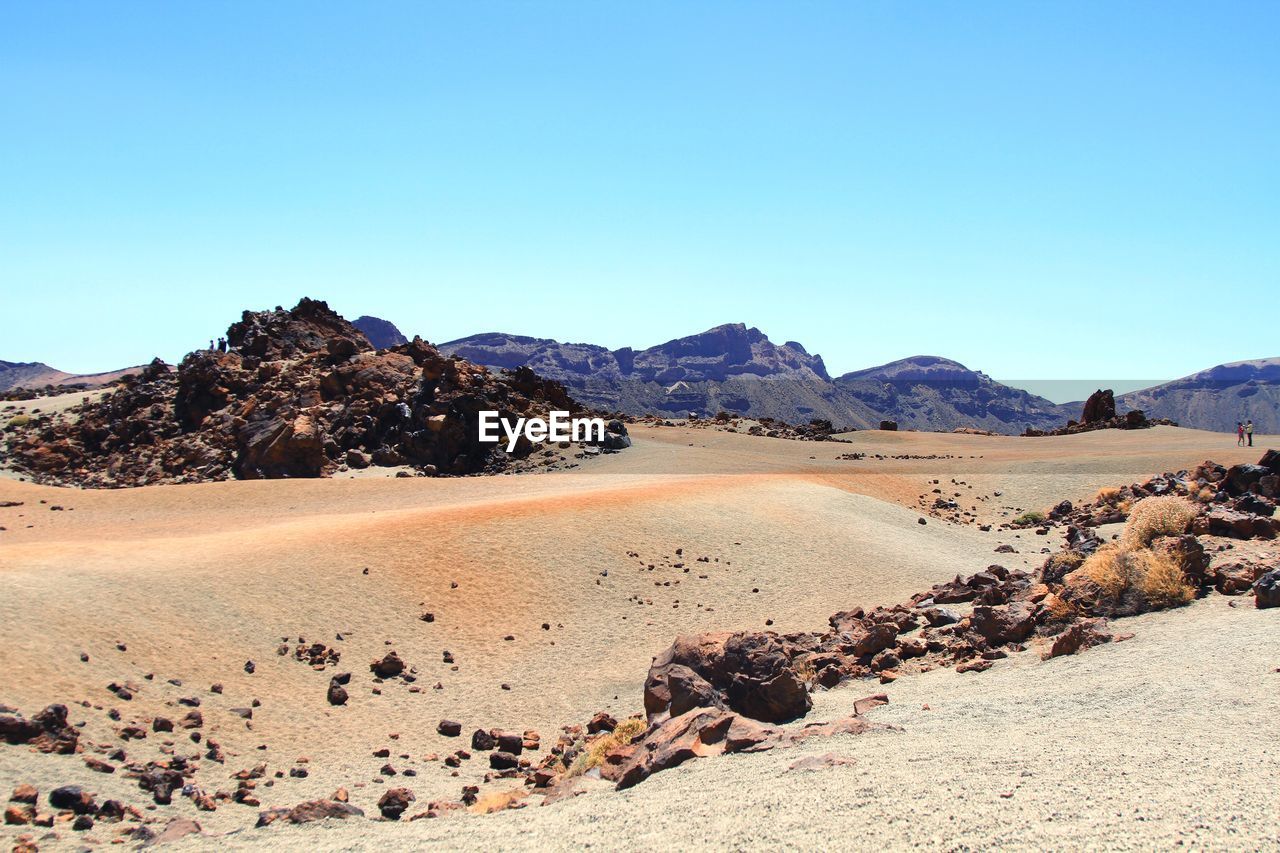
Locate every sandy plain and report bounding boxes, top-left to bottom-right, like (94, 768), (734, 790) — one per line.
(0, 424), (1274, 850)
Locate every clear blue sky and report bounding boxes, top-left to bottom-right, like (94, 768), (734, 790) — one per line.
(2, 2), (1277, 386)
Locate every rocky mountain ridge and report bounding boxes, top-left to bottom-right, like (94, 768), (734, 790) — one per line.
(6, 312), (1276, 435)
(441, 329), (1068, 433)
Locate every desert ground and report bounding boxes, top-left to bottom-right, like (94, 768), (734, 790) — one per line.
(1, 424), (1276, 850)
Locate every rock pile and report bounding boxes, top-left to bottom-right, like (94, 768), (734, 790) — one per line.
(4, 298), (626, 487)
(1024, 388), (1176, 436)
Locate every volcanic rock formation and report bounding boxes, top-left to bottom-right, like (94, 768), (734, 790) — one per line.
(2, 299), (618, 487)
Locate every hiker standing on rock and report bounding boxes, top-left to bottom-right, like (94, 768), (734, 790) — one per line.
(1246, 420), (1254, 447)
(1237, 422), (1246, 446)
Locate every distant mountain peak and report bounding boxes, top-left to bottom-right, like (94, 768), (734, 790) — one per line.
(837, 355), (982, 384)
(353, 315), (409, 350)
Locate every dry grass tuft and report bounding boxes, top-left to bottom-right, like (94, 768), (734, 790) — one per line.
(1041, 550), (1086, 584)
(1138, 549), (1196, 609)
(1121, 496), (1197, 549)
(1081, 545), (1138, 599)
(1079, 543), (1194, 611)
(1093, 486), (1122, 505)
(565, 716), (648, 780)
(1044, 593), (1079, 623)
(469, 787), (530, 815)
(1013, 510), (1046, 526)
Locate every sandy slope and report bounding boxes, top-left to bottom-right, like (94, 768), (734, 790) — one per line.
(176, 595), (1280, 851)
(0, 425), (1272, 849)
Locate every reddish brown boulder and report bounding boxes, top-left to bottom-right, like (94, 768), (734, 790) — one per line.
(1207, 508), (1276, 540)
(378, 788), (415, 820)
(969, 603), (1037, 645)
(48, 786), (95, 814)
(0, 705), (78, 754)
(488, 751), (519, 770)
(256, 799), (364, 827)
(587, 712), (617, 734)
(10, 785), (37, 804)
(605, 707), (780, 790)
(1213, 558), (1275, 595)
(4, 804), (32, 825)
(151, 817), (203, 844)
(644, 631), (810, 724)
(1081, 390), (1116, 424)
(371, 651), (406, 679)
(1042, 619), (1112, 659)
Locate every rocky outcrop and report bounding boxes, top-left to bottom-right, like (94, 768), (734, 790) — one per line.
(603, 707), (781, 790)
(0, 704), (79, 754)
(3, 298), (611, 487)
(1081, 389), (1117, 423)
(1024, 388), (1176, 437)
(644, 632), (812, 724)
(1256, 569), (1280, 609)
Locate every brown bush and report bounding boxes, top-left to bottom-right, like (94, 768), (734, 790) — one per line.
(1121, 497), (1198, 549)
(1078, 543), (1194, 613)
(1093, 486), (1122, 505)
(1138, 549), (1196, 609)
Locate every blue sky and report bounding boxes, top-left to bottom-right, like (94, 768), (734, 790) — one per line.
(2, 2), (1277, 391)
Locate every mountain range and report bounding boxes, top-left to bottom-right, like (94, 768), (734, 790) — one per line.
(436, 326), (1072, 433)
(0, 360), (146, 394)
(437, 324), (1278, 434)
(5, 313), (1276, 434)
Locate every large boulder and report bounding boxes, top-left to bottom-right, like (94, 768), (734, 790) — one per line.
(1206, 508), (1276, 540)
(1042, 618), (1112, 659)
(644, 631), (811, 724)
(602, 707), (780, 790)
(1255, 569), (1280, 609)
(969, 603), (1037, 645)
(0, 705), (79, 754)
(1081, 389), (1116, 424)
(256, 799), (364, 827)
(377, 788), (415, 820)
(1224, 463), (1270, 497)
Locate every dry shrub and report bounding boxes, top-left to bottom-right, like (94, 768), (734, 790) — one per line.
(6, 415), (31, 429)
(1013, 510), (1046, 526)
(1093, 486), (1122, 505)
(1079, 543), (1194, 612)
(1138, 549), (1196, 609)
(469, 787), (529, 814)
(1081, 545), (1139, 599)
(1041, 550), (1085, 584)
(1196, 486), (1216, 503)
(1121, 496), (1197, 549)
(565, 716), (648, 779)
(1044, 593), (1079, 623)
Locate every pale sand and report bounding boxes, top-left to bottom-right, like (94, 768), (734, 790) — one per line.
(0, 425), (1273, 849)
(169, 595), (1280, 851)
